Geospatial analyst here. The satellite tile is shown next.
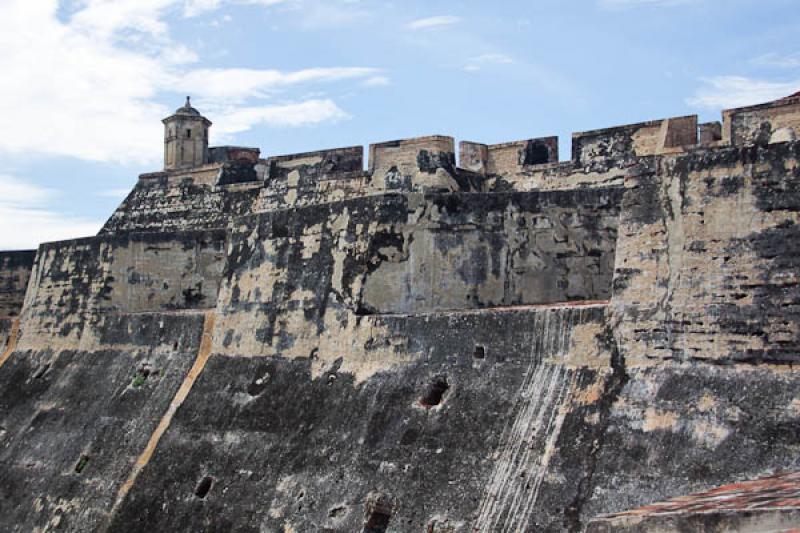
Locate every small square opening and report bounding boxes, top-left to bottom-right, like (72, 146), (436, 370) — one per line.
(363, 510), (391, 533)
(420, 376), (449, 408)
(194, 475), (213, 498)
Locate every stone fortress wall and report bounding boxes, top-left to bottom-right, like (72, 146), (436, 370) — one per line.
(1, 93), (800, 532)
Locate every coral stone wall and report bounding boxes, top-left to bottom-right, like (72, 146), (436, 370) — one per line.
(360, 190), (621, 314)
(612, 141), (800, 365)
(0, 250), (36, 318)
(17, 231), (225, 350)
(1, 96), (800, 533)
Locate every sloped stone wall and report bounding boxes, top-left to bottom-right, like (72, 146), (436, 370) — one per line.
(0, 313), (207, 532)
(105, 305), (613, 533)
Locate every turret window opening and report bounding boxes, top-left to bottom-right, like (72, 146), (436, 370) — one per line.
(186, 129), (192, 138)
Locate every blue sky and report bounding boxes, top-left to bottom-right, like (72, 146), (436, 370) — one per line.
(0, 0), (798, 249)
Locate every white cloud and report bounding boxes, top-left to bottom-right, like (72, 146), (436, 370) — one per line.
(70, 0), (289, 29)
(464, 53), (514, 72)
(210, 100), (350, 139)
(0, 175), (101, 250)
(407, 16), (460, 30)
(183, 0), (289, 18)
(176, 67), (380, 101)
(362, 76), (391, 87)
(160, 44), (200, 65)
(70, 0), (176, 39)
(0, 3), (169, 165)
(185, 0), (367, 28)
(0, 0), (380, 165)
(474, 53), (513, 64)
(183, 0), (221, 17)
(751, 52), (800, 69)
(291, 0), (371, 29)
(0, 175), (57, 207)
(598, 0), (694, 8)
(687, 76), (800, 109)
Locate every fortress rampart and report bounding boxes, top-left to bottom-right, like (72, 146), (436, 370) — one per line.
(1, 93), (800, 532)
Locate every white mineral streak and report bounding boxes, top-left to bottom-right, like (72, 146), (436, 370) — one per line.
(473, 308), (582, 532)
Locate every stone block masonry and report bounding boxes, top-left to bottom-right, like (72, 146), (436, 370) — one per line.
(16, 231), (226, 351)
(2, 92), (800, 532)
(0, 250), (35, 318)
(0, 250), (35, 361)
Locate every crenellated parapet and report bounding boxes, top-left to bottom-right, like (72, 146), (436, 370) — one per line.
(723, 91), (800, 146)
(369, 136), (453, 173)
(149, 92), (800, 183)
(103, 93), (800, 236)
(267, 145), (364, 179)
(459, 136), (559, 177)
(571, 114), (697, 165)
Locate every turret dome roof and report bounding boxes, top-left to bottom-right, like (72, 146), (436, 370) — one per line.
(174, 96), (201, 116)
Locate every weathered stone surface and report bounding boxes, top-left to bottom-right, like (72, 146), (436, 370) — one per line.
(612, 141), (800, 365)
(107, 305), (611, 532)
(0, 250), (35, 318)
(0, 313), (206, 532)
(17, 231), (225, 350)
(2, 94), (800, 532)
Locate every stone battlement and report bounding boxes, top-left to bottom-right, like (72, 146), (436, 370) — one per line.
(139, 93), (799, 186)
(100, 94), (800, 239)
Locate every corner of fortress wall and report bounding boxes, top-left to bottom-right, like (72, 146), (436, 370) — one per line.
(1, 94), (800, 532)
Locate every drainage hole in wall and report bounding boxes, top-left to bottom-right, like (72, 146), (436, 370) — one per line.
(74, 454), (90, 474)
(194, 476), (214, 499)
(329, 505), (347, 518)
(363, 510), (391, 533)
(473, 345), (485, 359)
(419, 376), (449, 408)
